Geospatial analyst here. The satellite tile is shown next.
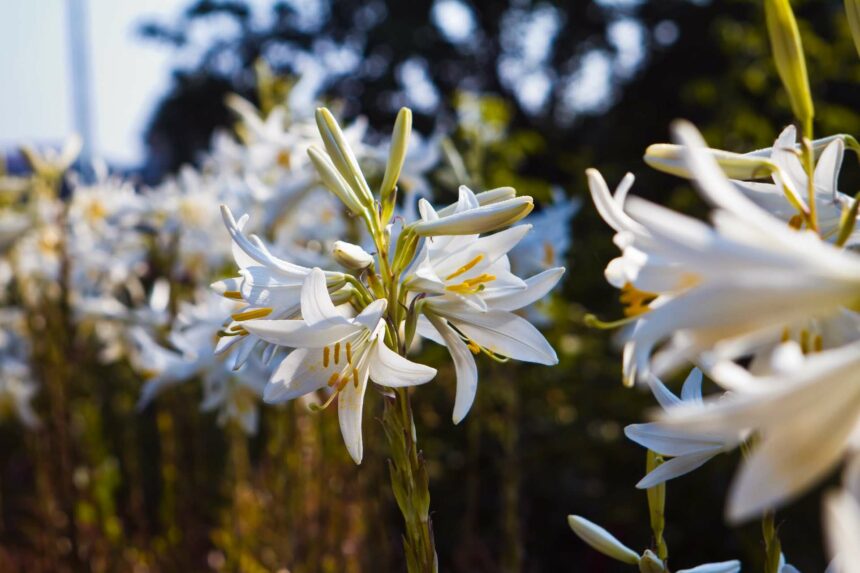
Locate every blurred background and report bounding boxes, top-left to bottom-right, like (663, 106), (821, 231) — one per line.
(2, 0), (859, 571)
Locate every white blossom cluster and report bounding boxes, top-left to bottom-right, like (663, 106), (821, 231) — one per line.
(572, 121), (860, 572)
(0, 90), (575, 445)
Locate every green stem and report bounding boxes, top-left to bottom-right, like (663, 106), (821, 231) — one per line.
(762, 511), (782, 573)
(646, 450), (668, 562)
(382, 388), (437, 573)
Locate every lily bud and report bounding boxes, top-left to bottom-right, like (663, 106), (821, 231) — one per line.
(436, 186), (517, 217)
(380, 107), (412, 223)
(847, 0), (860, 59)
(315, 107), (374, 206)
(644, 144), (776, 180)
(414, 196), (533, 236)
(567, 515), (640, 565)
(638, 550), (665, 573)
(307, 146), (365, 216)
(332, 241), (374, 270)
(764, 0), (814, 133)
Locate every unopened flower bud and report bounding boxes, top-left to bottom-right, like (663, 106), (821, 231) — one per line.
(436, 186), (516, 217)
(644, 144), (776, 180)
(308, 146), (366, 216)
(847, 0), (860, 59)
(315, 107), (374, 206)
(380, 107), (412, 223)
(567, 515), (640, 565)
(414, 196), (533, 236)
(333, 241), (374, 270)
(764, 0), (814, 133)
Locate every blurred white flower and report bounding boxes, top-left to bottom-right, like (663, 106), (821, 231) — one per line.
(625, 369), (737, 488)
(614, 122), (860, 385)
(659, 340), (860, 522)
(825, 456), (860, 573)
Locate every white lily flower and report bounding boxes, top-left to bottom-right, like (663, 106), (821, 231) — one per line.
(731, 125), (852, 242)
(405, 195), (562, 421)
(617, 121), (860, 385)
(824, 456), (860, 573)
(211, 205), (345, 367)
(625, 369), (737, 488)
(241, 268), (436, 463)
(659, 340), (860, 523)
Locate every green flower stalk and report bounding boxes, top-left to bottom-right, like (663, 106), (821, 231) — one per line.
(764, 0), (814, 137)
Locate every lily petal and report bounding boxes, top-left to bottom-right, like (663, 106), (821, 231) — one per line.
(369, 341), (437, 387)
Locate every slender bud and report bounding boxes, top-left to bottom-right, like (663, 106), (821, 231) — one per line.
(567, 515), (641, 565)
(764, 0), (814, 134)
(332, 241), (374, 270)
(414, 196), (533, 236)
(308, 146), (365, 216)
(644, 144), (776, 180)
(315, 107), (374, 206)
(847, 0), (860, 59)
(380, 108), (412, 223)
(436, 186), (517, 217)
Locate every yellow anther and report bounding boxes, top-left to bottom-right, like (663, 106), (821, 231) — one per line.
(446, 273), (497, 294)
(800, 329), (810, 353)
(620, 283), (658, 318)
(222, 290), (243, 300)
(327, 372), (340, 387)
(352, 368), (360, 388)
(323, 346), (330, 368)
(231, 307), (272, 321)
(814, 334), (823, 352)
(466, 339), (481, 355)
(346, 342), (353, 365)
(445, 254), (484, 281)
(788, 214), (804, 230)
(276, 149), (291, 168)
(334, 342), (341, 364)
(228, 324), (248, 334)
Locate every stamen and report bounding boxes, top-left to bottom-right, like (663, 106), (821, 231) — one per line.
(327, 372), (340, 387)
(346, 342), (353, 365)
(231, 307), (272, 321)
(217, 329), (244, 337)
(334, 342), (341, 364)
(323, 346), (330, 368)
(352, 368), (360, 388)
(445, 254), (484, 281)
(222, 290), (243, 300)
(466, 339), (481, 355)
(619, 283), (658, 317)
(445, 273), (497, 294)
(788, 214), (804, 230)
(814, 335), (823, 352)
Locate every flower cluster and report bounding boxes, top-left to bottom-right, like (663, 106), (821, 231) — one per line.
(212, 105), (564, 462)
(576, 120), (860, 570)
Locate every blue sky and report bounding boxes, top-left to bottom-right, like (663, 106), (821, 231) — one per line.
(0, 1), (183, 165)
